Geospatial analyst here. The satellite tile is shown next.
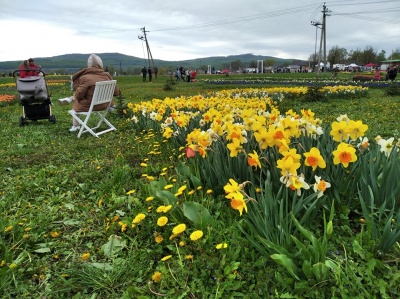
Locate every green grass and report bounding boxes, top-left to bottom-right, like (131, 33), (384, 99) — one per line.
(1, 73), (399, 298)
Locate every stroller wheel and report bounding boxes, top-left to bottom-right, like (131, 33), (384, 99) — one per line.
(19, 116), (26, 126)
(49, 115), (56, 124)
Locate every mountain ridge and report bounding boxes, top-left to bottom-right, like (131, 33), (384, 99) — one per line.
(0, 52), (307, 74)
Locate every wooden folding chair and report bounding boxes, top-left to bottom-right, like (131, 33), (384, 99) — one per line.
(69, 80), (117, 138)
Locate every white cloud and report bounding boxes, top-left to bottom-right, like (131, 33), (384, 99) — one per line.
(0, 0), (399, 62)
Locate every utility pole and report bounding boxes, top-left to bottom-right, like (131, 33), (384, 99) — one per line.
(316, 3), (330, 76)
(138, 27), (154, 69)
(311, 21), (322, 72)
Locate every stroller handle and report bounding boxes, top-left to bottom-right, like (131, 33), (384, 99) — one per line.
(13, 69), (46, 78)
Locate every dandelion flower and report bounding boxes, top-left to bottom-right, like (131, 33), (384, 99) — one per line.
(216, 243), (228, 249)
(161, 255), (172, 261)
(81, 253), (90, 261)
(172, 223), (186, 235)
(152, 271), (162, 283)
(132, 213), (146, 224)
(157, 216), (168, 227)
(190, 230), (204, 241)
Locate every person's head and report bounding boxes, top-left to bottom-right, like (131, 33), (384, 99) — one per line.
(23, 60), (29, 67)
(87, 54), (103, 69)
(28, 58), (35, 66)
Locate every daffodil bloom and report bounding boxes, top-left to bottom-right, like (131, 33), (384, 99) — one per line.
(190, 230), (204, 241)
(303, 147), (326, 171)
(357, 137), (369, 150)
(330, 120), (349, 142)
(276, 156), (300, 176)
(286, 174), (310, 196)
(333, 142), (357, 168)
(347, 120), (368, 141)
(313, 175), (331, 198)
(172, 223), (186, 235)
(377, 137), (395, 157)
(162, 127), (174, 139)
(226, 138), (243, 157)
(228, 193), (248, 216)
(247, 150), (262, 169)
(224, 178), (242, 194)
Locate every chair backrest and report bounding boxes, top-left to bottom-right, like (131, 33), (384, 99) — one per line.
(91, 80), (117, 106)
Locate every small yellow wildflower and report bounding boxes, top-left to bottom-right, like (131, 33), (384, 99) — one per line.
(172, 223), (186, 235)
(190, 230), (204, 241)
(145, 196), (154, 202)
(179, 241), (185, 247)
(132, 213), (146, 224)
(50, 231), (60, 238)
(216, 243), (228, 249)
(164, 184), (174, 190)
(126, 190), (135, 195)
(152, 271), (162, 283)
(81, 253), (91, 261)
(157, 216), (168, 227)
(4, 226), (13, 233)
(161, 255), (172, 261)
(185, 255), (194, 260)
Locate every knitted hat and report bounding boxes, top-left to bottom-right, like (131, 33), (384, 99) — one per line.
(87, 54), (103, 69)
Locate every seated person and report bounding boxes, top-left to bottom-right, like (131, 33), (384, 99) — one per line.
(58, 54), (119, 132)
(26, 58), (40, 77)
(18, 60), (29, 78)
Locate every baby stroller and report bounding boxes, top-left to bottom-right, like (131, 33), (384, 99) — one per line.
(13, 70), (56, 126)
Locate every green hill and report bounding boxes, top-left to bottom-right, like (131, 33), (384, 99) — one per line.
(0, 53), (306, 75)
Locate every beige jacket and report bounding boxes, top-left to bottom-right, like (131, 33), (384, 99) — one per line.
(72, 67), (119, 112)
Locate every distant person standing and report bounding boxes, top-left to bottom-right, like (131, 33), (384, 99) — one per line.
(141, 66), (147, 81)
(175, 68), (180, 81)
(148, 67), (153, 83)
(153, 66), (158, 79)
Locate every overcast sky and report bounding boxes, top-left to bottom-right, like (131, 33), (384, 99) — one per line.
(0, 0), (399, 63)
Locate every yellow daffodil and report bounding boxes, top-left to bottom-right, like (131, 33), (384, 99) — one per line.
(333, 142), (357, 168)
(303, 147), (326, 171)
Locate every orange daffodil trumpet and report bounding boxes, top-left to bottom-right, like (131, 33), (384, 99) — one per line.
(313, 175), (331, 198)
(303, 147), (326, 171)
(224, 179), (250, 216)
(333, 142), (357, 168)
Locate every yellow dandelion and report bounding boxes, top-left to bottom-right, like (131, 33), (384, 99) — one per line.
(9, 263), (17, 270)
(50, 231), (60, 238)
(164, 184), (174, 190)
(190, 230), (204, 241)
(161, 255), (172, 261)
(185, 255), (194, 260)
(81, 253), (91, 261)
(126, 190), (135, 195)
(188, 190), (195, 195)
(152, 271), (162, 283)
(157, 216), (168, 227)
(216, 243), (228, 249)
(179, 241), (185, 247)
(145, 196), (154, 202)
(4, 226), (13, 233)
(172, 223), (186, 235)
(206, 189), (213, 194)
(140, 163), (147, 167)
(132, 213), (146, 224)
(155, 234), (163, 244)
(162, 205), (172, 213)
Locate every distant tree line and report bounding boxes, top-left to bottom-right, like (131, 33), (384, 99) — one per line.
(309, 46), (400, 70)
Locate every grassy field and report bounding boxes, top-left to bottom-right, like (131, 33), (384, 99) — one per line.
(1, 73), (399, 298)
